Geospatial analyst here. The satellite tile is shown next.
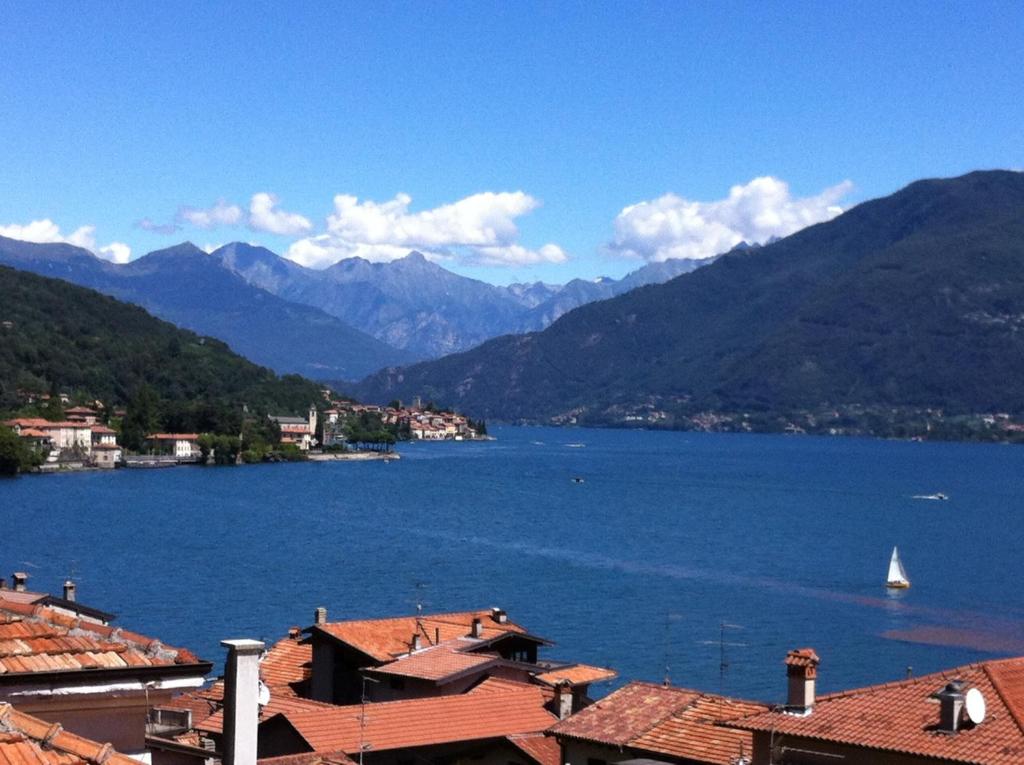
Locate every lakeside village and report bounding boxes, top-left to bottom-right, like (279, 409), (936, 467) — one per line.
(2, 575), (1023, 765)
(0, 392), (488, 474)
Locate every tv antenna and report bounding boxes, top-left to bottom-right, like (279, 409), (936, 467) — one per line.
(717, 622), (745, 697)
(661, 613), (683, 686)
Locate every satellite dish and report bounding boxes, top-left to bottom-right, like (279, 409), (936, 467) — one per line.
(258, 680), (271, 707)
(965, 687), (986, 724)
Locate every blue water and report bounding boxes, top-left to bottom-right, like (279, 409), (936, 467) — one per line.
(3, 426), (1023, 702)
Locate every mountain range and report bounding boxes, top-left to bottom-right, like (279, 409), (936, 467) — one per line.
(0, 235), (716, 378)
(351, 171), (1024, 426)
(0, 237), (409, 380)
(211, 244), (715, 357)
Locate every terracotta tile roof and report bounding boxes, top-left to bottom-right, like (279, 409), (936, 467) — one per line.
(466, 676), (542, 695)
(89, 426), (116, 435)
(263, 684), (556, 754)
(784, 647), (820, 668)
(155, 685), (224, 727)
(367, 644), (500, 683)
(258, 751), (356, 765)
(15, 429), (50, 438)
(533, 664), (617, 687)
(0, 600), (207, 677)
(195, 691), (336, 736)
(729, 656), (1024, 765)
(260, 634), (311, 695)
(313, 610), (527, 663)
(0, 703), (140, 765)
(506, 734), (561, 765)
(3, 418), (51, 428)
(549, 682), (766, 765)
(146, 434), (199, 441)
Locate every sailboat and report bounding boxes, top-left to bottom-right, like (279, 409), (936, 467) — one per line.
(886, 546), (911, 589)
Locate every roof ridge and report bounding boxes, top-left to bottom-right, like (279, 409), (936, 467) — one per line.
(816, 660), (1002, 702)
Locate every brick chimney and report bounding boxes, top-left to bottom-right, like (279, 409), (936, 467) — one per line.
(314, 607), (327, 625)
(221, 639), (265, 765)
(471, 617), (483, 638)
(63, 580), (76, 602)
(12, 572), (28, 592)
(785, 648), (820, 714)
(934, 680), (967, 734)
(553, 681), (574, 719)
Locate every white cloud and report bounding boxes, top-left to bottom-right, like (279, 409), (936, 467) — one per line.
(285, 191), (566, 269)
(176, 199), (243, 229)
(607, 177), (854, 262)
(0, 219), (96, 249)
(248, 193), (312, 236)
(98, 242), (132, 264)
(0, 218), (136, 263)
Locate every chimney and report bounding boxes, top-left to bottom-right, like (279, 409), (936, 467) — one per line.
(221, 639), (265, 765)
(471, 617), (483, 638)
(314, 607), (327, 625)
(288, 627), (301, 640)
(12, 572), (28, 592)
(785, 648), (820, 714)
(934, 680), (967, 734)
(0, 577), (6, 590)
(553, 681), (574, 719)
(63, 580), (77, 602)
(411, 633), (422, 652)
(491, 607), (508, 624)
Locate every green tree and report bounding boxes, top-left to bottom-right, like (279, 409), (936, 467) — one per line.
(0, 426), (42, 476)
(121, 385), (161, 451)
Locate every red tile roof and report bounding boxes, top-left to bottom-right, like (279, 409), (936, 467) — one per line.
(156, 684), (224, 728)
(260, 633), (312, 695)
(506, 734), (561, 765)
(194, 690), (336, 736)
(0, 703), (140, 765)
(0, 600), (207, 677)
(367, 644), (500, 683)
(533, 664), (617, 687)
(729, 656), (1024, 765)
(261, 684), (556, 754)
(258, 751), (356, 765)
(549, 682), (766, 765)
(146, 434), (199, 441)
(313, 610), (527, 663)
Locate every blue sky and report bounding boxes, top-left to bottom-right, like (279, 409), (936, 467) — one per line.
(1, 2), (1021, 284)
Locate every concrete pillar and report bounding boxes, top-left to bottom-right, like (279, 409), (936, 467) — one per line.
(221, 639), (265, 765)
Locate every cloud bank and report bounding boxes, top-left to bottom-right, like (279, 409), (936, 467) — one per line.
(0, 218), (131, 264)
(607, 177), (854, 262)
(286, 191), (566, 269)
(248, 193), (312, 236)
(176, 199), (243, 229)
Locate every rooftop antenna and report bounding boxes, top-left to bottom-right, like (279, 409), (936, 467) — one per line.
(662, 613), (682, 686)
(717, 622), (745, 698)
(413, 580), (428, 641)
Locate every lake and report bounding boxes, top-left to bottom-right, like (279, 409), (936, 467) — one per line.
(3, 425), (1023, 702)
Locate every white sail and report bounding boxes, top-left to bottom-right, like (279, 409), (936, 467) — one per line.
(887, 546), (909, 585)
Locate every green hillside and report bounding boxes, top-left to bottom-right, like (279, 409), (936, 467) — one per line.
(0, 265), (326, 436)
(353, 170), (1024, 439)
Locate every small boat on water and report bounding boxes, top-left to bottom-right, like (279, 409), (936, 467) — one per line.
(912, 492), (949, 501)
(571, 476), (585, 484)
(886, 546), (911, 589)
